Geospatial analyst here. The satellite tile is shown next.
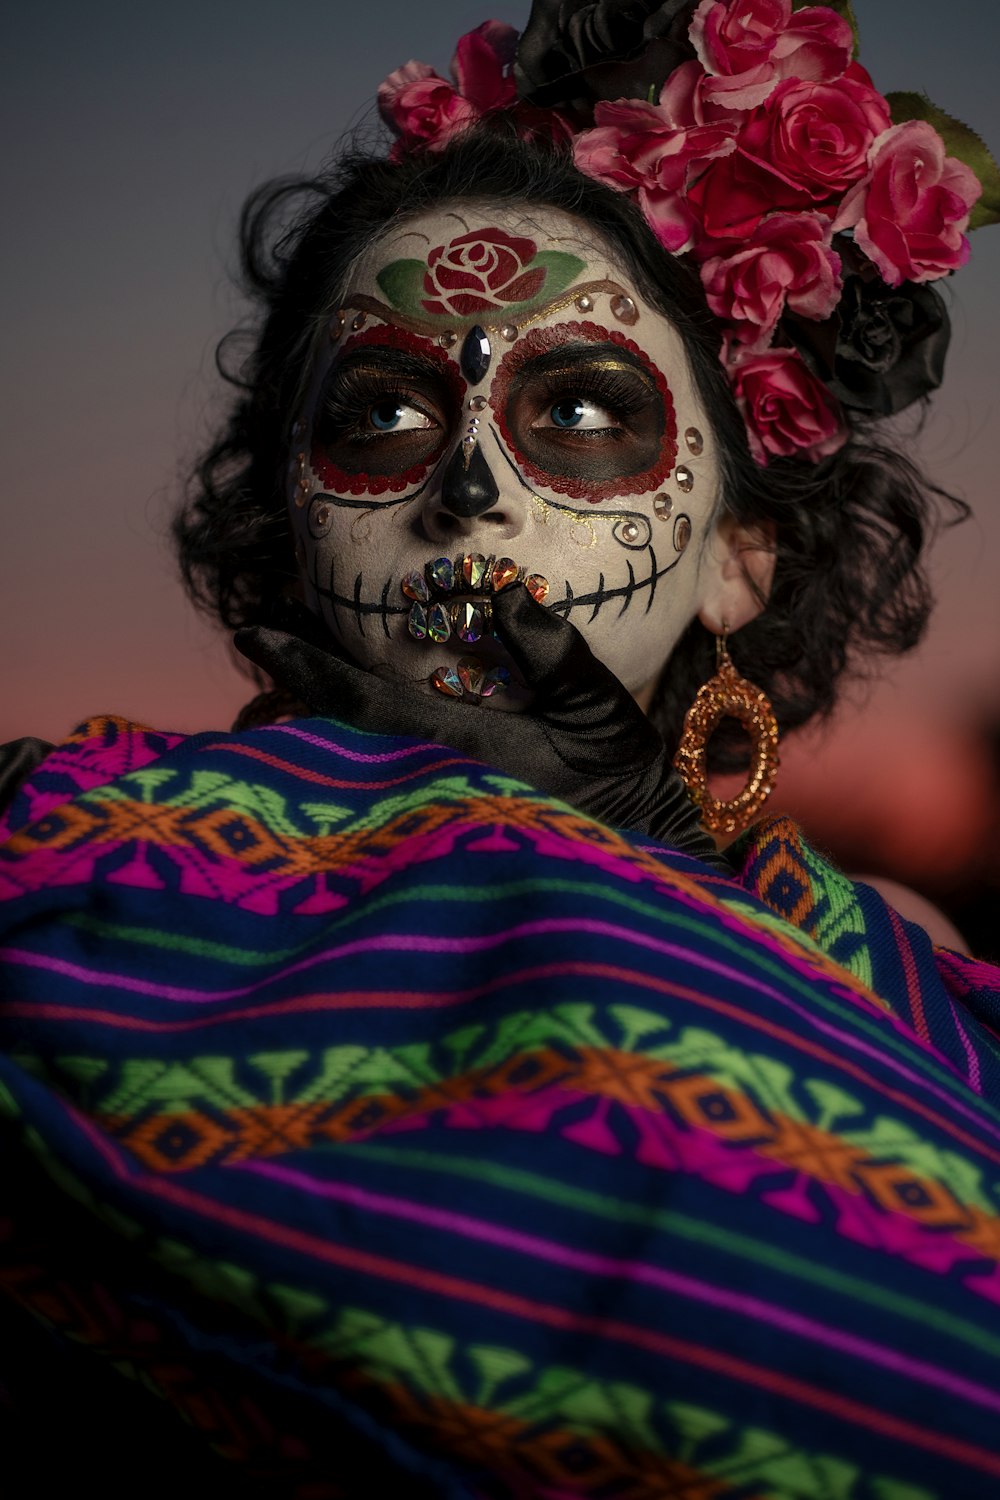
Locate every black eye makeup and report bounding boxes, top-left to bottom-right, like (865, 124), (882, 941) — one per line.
(489, 325), (678, 502)
(309, 332), (464, 493)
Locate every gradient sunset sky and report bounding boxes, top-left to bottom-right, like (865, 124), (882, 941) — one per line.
(3, 0), (998, 779)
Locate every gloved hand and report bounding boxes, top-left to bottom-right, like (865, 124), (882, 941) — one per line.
(235, 589), (729, 871)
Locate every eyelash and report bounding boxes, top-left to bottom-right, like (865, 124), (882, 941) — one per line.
(528, 369), (652, 432)
(319, 369), (440, 443)
(318, 363), (653, 444)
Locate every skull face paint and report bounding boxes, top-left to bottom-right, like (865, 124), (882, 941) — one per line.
(289, 206), (722, 704)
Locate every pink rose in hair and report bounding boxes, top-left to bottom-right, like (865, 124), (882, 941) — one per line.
(701, 211), (841, 345)
(689, 0), (852, 111)
(378, 64), (477, 155)
(730, 346), (847, 463)
(378, 22), (517, 154)
(835, 120), (981, 287)
(574, 97), (736, 252)
(689, 63), (891, 237)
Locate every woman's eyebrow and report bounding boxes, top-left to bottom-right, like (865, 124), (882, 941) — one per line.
(328, 345), (447, 382)
(516, 341), (659, 389)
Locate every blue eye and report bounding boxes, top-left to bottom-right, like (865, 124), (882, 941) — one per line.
(550, 398), (585, 428)
(369, 400), (403, 431)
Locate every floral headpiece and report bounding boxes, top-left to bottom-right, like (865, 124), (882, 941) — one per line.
(378, 0), (999, 465)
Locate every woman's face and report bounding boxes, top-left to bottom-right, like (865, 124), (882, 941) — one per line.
(288, 204), (725, 706)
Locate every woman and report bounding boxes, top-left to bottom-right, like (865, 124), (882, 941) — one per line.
(4, 5), (1000, 1496)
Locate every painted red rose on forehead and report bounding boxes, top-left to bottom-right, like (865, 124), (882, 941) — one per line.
(423, 228), (547, 316)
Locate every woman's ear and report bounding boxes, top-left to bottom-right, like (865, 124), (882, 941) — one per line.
(696, 512), (776, 635)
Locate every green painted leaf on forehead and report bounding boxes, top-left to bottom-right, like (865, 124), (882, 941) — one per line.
(375, 258), (426, 313)
(526, 250), (587, 298)
(887, 91), (1000, 232)
(376, 249), (588, 322)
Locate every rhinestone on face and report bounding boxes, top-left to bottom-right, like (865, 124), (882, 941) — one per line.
(675, 465), (694, 493)
(457, 657), (485, 695)
(653, 493), (673, 522)
(619, 521), (640, 544)
(427, 603), (452, 643)
(491, 557), (519, 591)
(351, 311), (367, 331)
(499, 324), (518, 342)
(401, 570), (430, 603)
(452, 600), (488, 644)
(524, 573), (549, 604)
(469, 395), (488, 412)
(329, 310), (346, 341)
(684, 426), (704, 456)
(462, 552), (488, 590)
(481, 665), (510, 698)
(673, 515), (692, 553)
(407, 602), (428, 641)
(439, 331), (458, 348)
(431, 666), (464, 698)
(610, 294), (638, 325)
(574, 294), (594, 312)
(427, 556), (455, 594)
(460, 325), (492, 384)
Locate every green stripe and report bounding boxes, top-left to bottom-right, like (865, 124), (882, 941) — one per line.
(335, 1140), (1000, 1364)
(62, 876), (1000, 1126)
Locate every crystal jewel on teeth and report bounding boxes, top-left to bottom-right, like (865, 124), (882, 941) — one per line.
(401, 570), (430, 603)
(452, 600), (488, 644)
(491, 557), (519, 591)
(481, 665), (510, 698)
(462, 552), (488, 590)
(427, 603), (451, 643)
(407, 603), (428, 640)
(427, 556), (455, 594)
(431, 666), (464, 698)
(457, 657), (485, 695)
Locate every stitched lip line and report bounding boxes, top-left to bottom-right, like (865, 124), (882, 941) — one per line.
(307, 546), (682, 639)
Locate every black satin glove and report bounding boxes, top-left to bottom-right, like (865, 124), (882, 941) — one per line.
(235, 590), (729, 871)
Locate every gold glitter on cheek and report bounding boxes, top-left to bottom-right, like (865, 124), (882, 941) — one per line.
(529, 493), (598, 548)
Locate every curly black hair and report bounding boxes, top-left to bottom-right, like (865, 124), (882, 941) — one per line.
(174, 120), (965, 763)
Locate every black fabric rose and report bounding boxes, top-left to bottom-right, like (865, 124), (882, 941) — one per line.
(784, 241), (951, 417)
(514, 0), (697, 122)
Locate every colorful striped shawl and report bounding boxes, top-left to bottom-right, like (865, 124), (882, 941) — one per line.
(3, 712), (1000, 1498)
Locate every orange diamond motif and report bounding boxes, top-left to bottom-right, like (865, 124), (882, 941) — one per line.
(665, 1074), (769, 1141)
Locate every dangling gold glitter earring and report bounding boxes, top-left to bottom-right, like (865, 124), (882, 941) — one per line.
(673, 625), (780, 838)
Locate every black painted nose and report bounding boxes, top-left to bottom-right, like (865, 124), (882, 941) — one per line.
(440, 440), (501, 518)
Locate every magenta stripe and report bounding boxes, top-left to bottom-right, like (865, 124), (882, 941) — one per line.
(5, 901), (1000, 1146)
(260, 724), (454, 763)
(241, 1158), (1000, 1414)
(3, 917), (795, 1004)
(949, 996), (983, 1094)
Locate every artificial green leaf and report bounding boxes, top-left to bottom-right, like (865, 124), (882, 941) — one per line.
(886, 91), (1000, 231)
(792, 0), (859, 57)
(376, 258), (427, 314)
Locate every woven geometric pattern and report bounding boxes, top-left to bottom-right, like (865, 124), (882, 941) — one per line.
(4, 715), (1000, 1496)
